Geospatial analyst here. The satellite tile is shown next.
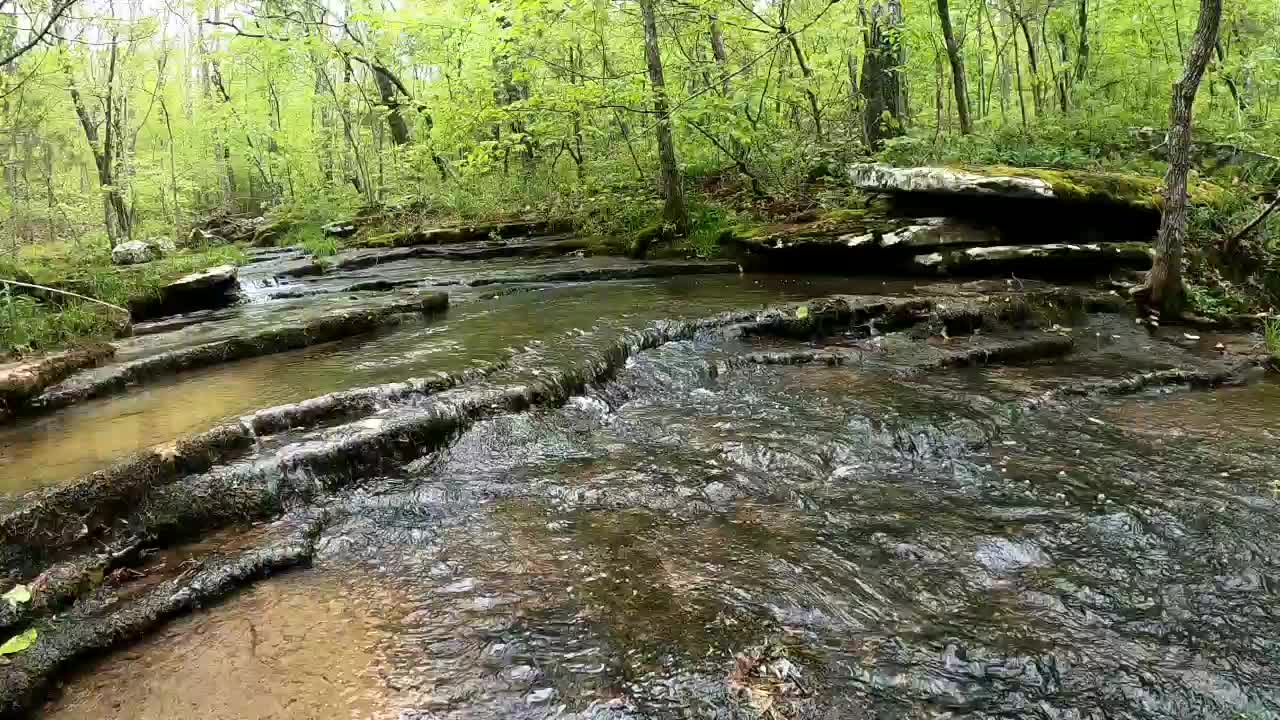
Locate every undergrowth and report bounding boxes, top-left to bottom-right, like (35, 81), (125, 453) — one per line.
(1, 241), (247, 355)
(279, 224), (340, 257)
(1265, 316), (1280, 366)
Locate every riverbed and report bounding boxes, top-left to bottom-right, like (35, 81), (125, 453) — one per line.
(2, 246), (1277, 720)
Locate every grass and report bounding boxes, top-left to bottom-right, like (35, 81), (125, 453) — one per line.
(278, 224), (341, 257)
(1265, 316), (1280, 365)
(1, 289), (120, 356)
(11, 241), (246, 308)
(1, 240), (247, 356)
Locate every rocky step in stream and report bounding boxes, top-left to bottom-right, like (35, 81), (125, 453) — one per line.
(730, 163), (1228, 277)
(0, 291), (448, 421)
(0, 283), (1273, 719)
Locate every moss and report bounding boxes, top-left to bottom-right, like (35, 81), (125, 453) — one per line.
(964, 165), (1229, 210)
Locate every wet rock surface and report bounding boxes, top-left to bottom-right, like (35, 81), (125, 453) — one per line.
(0, 345), (114, 420)
(0, 249), (1275, 719)
(18, 291), (448, 417)
(128, 265), (240, 320)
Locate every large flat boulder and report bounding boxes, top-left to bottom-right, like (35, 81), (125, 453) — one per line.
(128, 265), (240, 321)
(848, 162), (1227, 212)
(849, 164), (1056, 201)
(730, 212), (1002, 272)
(913, 242), (1152, 276)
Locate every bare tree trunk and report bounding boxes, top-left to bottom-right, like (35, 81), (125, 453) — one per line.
(935, 0), (972, 134)
(846, 51), (859, 112)
(775, 0), (823, 141)
(67, 41), (130, 246)
(1012, 28), (1029, 130)
(638, 0), (689, 241)
(1141, 0), (1222, 315)
(1018, 15), (1039, 114)
(1074, 0), (1089, 82)
(859, 0), (905, 150)
(369, 64), (411, 145)
(709, 15), (730, 97)
(160, 98), (180, 233)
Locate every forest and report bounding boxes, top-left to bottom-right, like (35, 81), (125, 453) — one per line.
(0, 0), (1278, 354)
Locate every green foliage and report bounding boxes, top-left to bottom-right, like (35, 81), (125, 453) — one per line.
(682, 201), (736, 259)
(0, 628), (36, 656)
(14, 244), (246, 308)
(282, 225), (341, 258)
(2, 244), (246, 355)
(0, 0), (1274, 351)
(1, 291), (119, 356)
(1265, 316), (1280, 363)
(2, 584), (31, 608)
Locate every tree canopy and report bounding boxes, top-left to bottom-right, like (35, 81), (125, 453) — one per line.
(0, 0), (1276, 248)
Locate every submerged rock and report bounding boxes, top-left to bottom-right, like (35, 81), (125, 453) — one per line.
(128, 264), (240, 321)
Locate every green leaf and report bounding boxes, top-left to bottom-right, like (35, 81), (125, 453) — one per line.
(796, 306), (809, 320)
(0, 628), (37, 656)
(2, 584), (30, 608)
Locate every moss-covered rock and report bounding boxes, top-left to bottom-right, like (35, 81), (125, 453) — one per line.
(848, 162), (1229, 210)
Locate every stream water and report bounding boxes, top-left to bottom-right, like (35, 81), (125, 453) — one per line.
(4, 250), (1279, 719)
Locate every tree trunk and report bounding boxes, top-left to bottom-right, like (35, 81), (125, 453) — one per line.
(66, 46), (130, 246)
(777, 2), (823, 143)
(859, 0), (905, 150)
(1074, 0), (1089, 82)
(638, 0), (689, 240)
(935, 0), (972, 134)
(709, 15), (730, 97)
(370, 64), (411, 145)
(1141, 0), (1222, 315)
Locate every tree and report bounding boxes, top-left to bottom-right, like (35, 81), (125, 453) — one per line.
(1140, 0), (1222, 315)
(860, 0), (905, 150)
(638, 0), (689, 240)
(935, 0), (972, 134)
(0, 0), (79, 67)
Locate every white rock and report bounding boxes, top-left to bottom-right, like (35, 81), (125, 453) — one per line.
(111, 238), (172, 265)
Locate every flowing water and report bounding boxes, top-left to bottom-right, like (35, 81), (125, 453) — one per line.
(5, 252), (1279, 719)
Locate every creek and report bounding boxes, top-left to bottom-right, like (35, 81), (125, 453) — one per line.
(2, 244), (1278, 720)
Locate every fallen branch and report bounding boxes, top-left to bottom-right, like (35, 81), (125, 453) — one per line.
(1226, 191), (1280, 248)
(0, 279), (130, 317)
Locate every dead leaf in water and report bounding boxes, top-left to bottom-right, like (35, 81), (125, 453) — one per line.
(0, 628), (37, 656)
